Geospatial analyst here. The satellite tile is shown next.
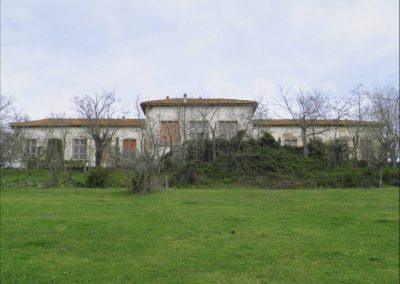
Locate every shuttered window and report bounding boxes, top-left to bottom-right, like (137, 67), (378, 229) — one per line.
(160, 121), (180, 145)
(102, 139), (112, 161)
(123, 139), (136, 160)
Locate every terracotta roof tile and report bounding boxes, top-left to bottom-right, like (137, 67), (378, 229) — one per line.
(252, 119), (377, 127)
(11, 118), (375, 128)
(11, 118), (145, 128)
(140, 98), (257, 111)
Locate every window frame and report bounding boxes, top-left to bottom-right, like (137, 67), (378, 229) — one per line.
(160, 121), (180, 146)
(27, 139), (37, 157)
(122, 138), (137, 160)
(189, 120), (209, 140)
(284, 138), (297, 147)
(72, 138), (87, 160)
(218, 121), (238, 140)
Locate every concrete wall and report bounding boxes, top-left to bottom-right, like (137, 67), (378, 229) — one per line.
(253, 124), (371, 147)
(145, 104), (254, 139)
(19, 126), (143, 166)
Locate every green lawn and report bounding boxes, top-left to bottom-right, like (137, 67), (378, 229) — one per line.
(1, 187), (398, 283)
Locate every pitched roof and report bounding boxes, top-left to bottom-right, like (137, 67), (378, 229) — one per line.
(252, 119), (377, 127)
(140, 98), (258, 112)
(11, 118), (145, 128)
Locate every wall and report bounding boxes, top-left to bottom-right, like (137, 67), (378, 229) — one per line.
(253, 124), (372, 147)
(19, 126), (143, 167)
(144, 104), (255, 153)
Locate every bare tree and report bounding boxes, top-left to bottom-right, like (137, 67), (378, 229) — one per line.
(122, 94), (164, 193)
(45, 113), (71, 163)
(182, 101), (221, 161)
(71, 90), (127, 167)
(253, 95), (269, 121)
(331, 96), (353, 139)
(278, 87), (331, 158)
(0, 95), (14, 130)
(367, 85), (399, 173)
(42, 113), (73, 186)
(346, 84), (369, 167)
(0, 96), (15, 167)
(252, 95), (270, 140)
(0, 95), (28, 168)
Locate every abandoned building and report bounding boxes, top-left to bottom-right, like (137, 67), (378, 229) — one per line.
(11, 96), (373, 167)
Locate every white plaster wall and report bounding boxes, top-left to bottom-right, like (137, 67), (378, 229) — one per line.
(145, 105), (255, 142)
(252, 125), (371, 146)
(18, 126), (143, 166)
(15, 105), (373, 166)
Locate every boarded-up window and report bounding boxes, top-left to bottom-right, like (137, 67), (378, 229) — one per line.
(123, 139), (136, 160)
(218, 121), (238, 140)
(26, 139), (37, 157)
(102, 139), (112, 161)
(160, 121), (180, 145)
(284, 139), (297, 147)
(72, 139), (87, 160)
(189, 121), (208, 140)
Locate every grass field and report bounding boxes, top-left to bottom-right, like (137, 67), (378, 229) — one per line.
(1, 187), (399, 283)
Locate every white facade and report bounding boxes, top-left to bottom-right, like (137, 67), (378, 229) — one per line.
(11, 97), (373, 167)
(144, 104), (255, 153)
(16, 124), (143, 167)
(253, 124), (371, 147)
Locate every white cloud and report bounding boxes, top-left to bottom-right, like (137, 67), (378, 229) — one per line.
(1, 0), (398, 119)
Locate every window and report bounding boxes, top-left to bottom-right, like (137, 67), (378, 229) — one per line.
(284, 139), (297, 147)
(189, 121), (208, 140)
(218, 121), (238, 139)
(72, 139), (87, 160)
(160, 121), (180, 145)
(102, 139), (112, 162)
(123, 139), (136, 160)
(27, 139), (37, 157)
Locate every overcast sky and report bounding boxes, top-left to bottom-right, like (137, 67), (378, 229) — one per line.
(1, 0), (399, 119)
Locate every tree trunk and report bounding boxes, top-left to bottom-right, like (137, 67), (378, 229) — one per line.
(379, 165), (383, 189)
(390, 150), (397, 168)
(95, 149), (102, 168)
(212, 137), (216, 162)
(301, 128), (308, 158)
(352, 135), (359, 168)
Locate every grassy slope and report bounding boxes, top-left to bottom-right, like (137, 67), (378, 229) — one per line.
(1, 188), (399, 283)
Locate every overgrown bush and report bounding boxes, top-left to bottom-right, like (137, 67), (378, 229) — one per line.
(259, 132), (280, 148)
(65, 160), (87, 170)
(162, 131), (398, 189)
(382, 168), (400, 186)
(170, 161), (203, 187)
(86, 168), (109, 188)
(125, 152), (162, 194)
